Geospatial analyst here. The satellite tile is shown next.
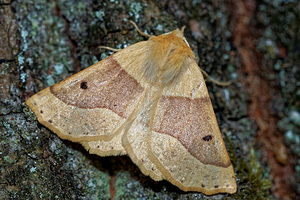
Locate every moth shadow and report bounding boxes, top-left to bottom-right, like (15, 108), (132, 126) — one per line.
(63, 140), (184, 194)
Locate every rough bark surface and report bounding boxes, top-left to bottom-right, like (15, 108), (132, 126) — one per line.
(1, 0), (299, 199)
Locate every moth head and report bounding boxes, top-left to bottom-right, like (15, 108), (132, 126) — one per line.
(144, 28), (195, 86)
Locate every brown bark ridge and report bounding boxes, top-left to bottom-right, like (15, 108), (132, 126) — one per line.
(228, 1), (296, 199)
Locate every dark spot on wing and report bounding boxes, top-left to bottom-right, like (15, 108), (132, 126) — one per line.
(202, 135), (212, 141)
(80, 81), (88, 89)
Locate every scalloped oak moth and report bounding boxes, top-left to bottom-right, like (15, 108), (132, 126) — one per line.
(25, 25), (237, 195)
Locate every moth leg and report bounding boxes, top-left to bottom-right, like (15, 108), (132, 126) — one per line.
(99, 46), (120, 52)
(129, 20), (152, 38)
(99, 21), (151, 52)
(200, 68), (232, 86)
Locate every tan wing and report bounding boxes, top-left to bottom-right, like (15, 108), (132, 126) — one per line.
(120, 86), (165, 181)
(81, 132), (126, 156)
(25, 42), (149, 157)
(146, 61), (237, 195)
(105, 44), (164, 180)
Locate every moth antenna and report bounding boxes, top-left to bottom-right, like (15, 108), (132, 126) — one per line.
(99, 46), (120, 52)
(201, 69), (232, 86)
(129, 20), (152, 38)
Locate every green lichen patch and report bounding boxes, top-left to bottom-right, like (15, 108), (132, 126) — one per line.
(1, 102), (111, 199)
(226, 135), (272, 200)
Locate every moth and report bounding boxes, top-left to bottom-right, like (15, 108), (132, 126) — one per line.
(26, 22), (237, 195)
